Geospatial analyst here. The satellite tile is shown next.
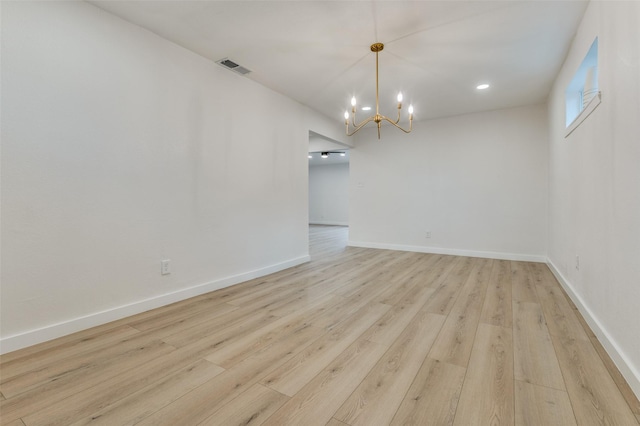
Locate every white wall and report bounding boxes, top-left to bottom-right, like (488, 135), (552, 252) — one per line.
(0, 1), (342, 353)
(309, 163), (349, 226)
(306, 113), (353, 149)
(547, 1), (640, 397)
(349, 104), (548, 261)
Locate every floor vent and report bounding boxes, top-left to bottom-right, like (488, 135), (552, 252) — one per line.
(216, 58), (252, 75)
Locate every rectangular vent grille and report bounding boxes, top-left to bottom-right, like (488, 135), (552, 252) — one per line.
(216, 58), (252, 75)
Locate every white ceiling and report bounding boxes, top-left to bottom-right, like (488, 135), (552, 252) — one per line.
(89, 1), (588, 122)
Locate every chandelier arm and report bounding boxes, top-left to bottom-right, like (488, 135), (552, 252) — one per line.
(393, 108), (401, 125)
(346, 116), (377, 136)
(380, 115), (413, 133)
(352, 112), (372, 128)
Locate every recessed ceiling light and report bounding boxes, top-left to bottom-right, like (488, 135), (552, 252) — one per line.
(476, 84), (490, 90)
(361, 106), (371, 111)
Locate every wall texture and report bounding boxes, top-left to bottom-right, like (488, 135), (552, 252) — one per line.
(309, 163), (350, 226)
(0, 2), (339, 352)
(349, 104), (548, 261)
(547, 0), (640, 396)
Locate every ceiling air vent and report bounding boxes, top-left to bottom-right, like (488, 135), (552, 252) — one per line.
(216, 58), (252, 75)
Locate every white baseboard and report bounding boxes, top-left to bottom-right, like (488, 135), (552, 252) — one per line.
(547, 259), (640, 400)
(0, 255), (310, 355)
(309, 221), (349, 226)
(347, 240), (546, 263)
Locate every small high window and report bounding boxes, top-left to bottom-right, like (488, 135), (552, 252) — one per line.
(565, 37), (600, 136)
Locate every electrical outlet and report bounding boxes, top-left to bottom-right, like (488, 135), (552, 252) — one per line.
(575, 255), (580, 271)
(161, 259), (171, 275)
(425, 231), (431, 239)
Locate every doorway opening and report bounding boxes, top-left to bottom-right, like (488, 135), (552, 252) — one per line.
(307, 131), (350, 255)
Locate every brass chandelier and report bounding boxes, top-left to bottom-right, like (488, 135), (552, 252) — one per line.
(345, 43), (414, 139)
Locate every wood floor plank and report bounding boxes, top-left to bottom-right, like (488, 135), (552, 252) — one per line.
(453, 324), (514, 426)
(134, 322), (325, 426)
(0, 325), (140, 383)
(2, 420), (25, 426)
(422, 257), (475, 315)
(160, 306), (278, 349)
(390, 358), (466, 426)
(422, 255), (463, 290)
(198, 384), (288, 426)
(325, 419), (349, 426)
(528, 262), (558, 287)
(513, 300), (566, 390)
(226, 256), (358, 313)
(11, 342), (223, 425)
(360, 285), (436, 345)
(66, 360), (224, 426)
(429, 258), (492, 367)
(253, 290), (336, 320)
(371, 253), (444, 306)
(260, 302), (390, 397)
(128, 298), (238, 332)
(305, 284), (391, 332)
(0, 320), (138, 366)
(1, 330), (177, 398)
(480, 259), (513, 328)
(118, 279), (268, 332)
(222, 258), (346, 307)
(511, 261), (539, 303)
(551, 334), (639, 425)
(204, 307), (325, 369)
(0, 339), (176, 424)
(333, 252), (412, 300)
(515, 380), (576, 426)
(333, 311), (445, 426)
(16, 308), (297, 426)
(261, 338), (388, 426)
(535, 284), (590, 342)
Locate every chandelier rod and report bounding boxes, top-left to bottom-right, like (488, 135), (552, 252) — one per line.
(375, 47), (380, 119)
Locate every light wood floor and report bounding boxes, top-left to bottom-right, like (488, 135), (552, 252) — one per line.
(1, 225), (639, 425)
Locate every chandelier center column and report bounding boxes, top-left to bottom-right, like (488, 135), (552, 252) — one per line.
(372, 43), (383, 122)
